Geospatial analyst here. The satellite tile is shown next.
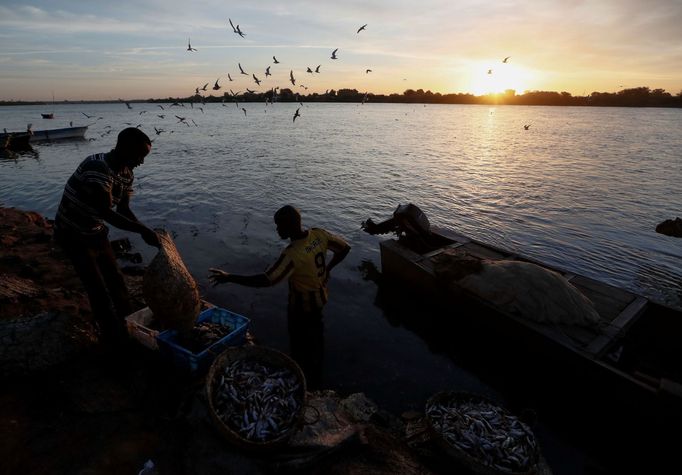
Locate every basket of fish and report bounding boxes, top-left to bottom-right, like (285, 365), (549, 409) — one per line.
(206, 345), (307, 451)
(425, 391), (540, 475)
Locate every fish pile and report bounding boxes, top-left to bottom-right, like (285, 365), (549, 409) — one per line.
(212, 358), (302, 442)
(426, 397), (537, 473)
(176, 322), (233, 354)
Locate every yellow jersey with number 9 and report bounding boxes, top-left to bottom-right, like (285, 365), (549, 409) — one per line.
(265, 228), (348, 312)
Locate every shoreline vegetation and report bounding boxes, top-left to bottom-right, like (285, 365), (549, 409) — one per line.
(2, 86), (681, 108)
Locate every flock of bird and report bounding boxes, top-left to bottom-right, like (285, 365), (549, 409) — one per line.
(100, 19), (378, 137)
(84, 20), (526, 141)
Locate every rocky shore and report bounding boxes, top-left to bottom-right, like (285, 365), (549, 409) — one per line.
(5, 206), (531, 474)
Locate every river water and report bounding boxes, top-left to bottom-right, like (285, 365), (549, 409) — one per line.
(1, 102), (681, 471)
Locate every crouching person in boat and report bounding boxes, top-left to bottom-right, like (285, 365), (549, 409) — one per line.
(362, 203), (437, 253)
(54, 127), (161, 347)
(209, 205), (351, 388)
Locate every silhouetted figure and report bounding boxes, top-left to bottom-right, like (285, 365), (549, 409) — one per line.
(357, 24), (367, 33)
(331, 48), (338, 59)
(362, 203), (439, 253)
(54, 128), (160, 346)
(187, 38), (197, 52)
(209, 206), (350, 389)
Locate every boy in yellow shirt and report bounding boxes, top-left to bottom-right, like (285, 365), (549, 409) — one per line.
(209, 205), (350, 387)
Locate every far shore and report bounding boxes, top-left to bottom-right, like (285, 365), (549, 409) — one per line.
(2, 85), (681, 108)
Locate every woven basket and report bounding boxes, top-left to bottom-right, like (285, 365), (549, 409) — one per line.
(425, 391), (540, 475)
(206, 345), (307, 452)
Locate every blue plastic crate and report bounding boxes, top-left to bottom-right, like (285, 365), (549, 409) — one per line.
(157, 307), (250, 373)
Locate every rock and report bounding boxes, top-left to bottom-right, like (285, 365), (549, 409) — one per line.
(656, 218), (682, 238)
(339, 392), (379, 422)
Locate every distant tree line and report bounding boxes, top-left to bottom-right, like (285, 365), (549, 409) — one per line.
(2, 87), (681, 107)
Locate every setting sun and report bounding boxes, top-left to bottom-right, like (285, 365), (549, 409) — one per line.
(466, 61), (538, 96)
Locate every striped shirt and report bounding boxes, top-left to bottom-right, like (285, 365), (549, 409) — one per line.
(265, 228), (348, 313)
(55, 152), (134, 237)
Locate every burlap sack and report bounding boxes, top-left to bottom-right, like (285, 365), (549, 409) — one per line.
(143, 230), (201, 332)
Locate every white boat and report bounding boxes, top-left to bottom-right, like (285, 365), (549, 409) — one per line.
(28, 126), (88, 142)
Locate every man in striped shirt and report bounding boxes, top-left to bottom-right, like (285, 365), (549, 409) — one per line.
(209, 205), (350, 387)
(54, 127), (160, 345)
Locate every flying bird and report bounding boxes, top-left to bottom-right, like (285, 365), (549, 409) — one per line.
(157, 114), (165, 119)
(366, 69), (372, 73)
(289, 70), (296, 86)
(503, 56), (511, 63)
(315, 65), (320, 73)
(154, 127), (165, 135)
(139, 110), (147, 115)
(357, 24), (367, 33)
(228, 19), (245, 37)
(523, 124), (531, 130)
(265, 66), (271, 77)
(246, 88), (255, 94)
(201, 83), (208, 91)
(253, 74), (261, 86)
(195, 87), (200, 95)
(238, 63), (248, 75)
(175, 115), (187, 123)
(273, 56), (280, 64)
(487, 69), (493, 75)
(331, 48), (338, 59)
(157, 105), (165, 110)
(187, 38), (197, 52)
(228, 73), (233, 81)
(293, 107), (301, 122)
(213, 78), (221, 90)
(81, 112), (93, 118)
(241, 108), (247, 117)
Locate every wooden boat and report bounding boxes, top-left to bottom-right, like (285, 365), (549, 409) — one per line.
(379, 226), (682, 419)
(42, 92), (55, 119)
(28, 126), (87, 142)
(0, 132), (33, 151)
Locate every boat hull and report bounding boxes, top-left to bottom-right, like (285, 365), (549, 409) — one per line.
(379, 229), (682, 421)
(29, 126), (88, 142)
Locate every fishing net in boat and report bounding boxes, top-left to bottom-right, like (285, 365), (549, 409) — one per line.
(142, 230), (201, 332)
(434, 250), (600, 326)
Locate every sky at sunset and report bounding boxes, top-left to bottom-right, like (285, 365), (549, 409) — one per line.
(1, 0), (681, 101)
